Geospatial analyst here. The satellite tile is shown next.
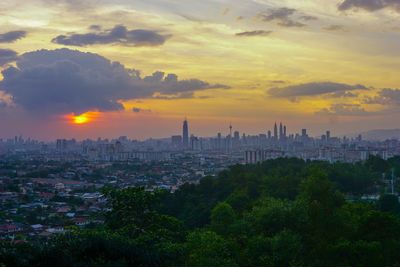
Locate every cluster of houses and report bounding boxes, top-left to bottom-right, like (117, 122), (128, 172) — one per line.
(0, 152), (235, 242)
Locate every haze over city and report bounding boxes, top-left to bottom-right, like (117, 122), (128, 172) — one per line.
(1, 0), (400, 140)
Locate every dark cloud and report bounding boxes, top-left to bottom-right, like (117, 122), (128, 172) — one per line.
(338, 0), (400, 12)
(0, 48), (229, 115)
(52, 25), (171, 47)
(132, 107), (151, 113)
(331, 91), (358, 97)
(42, 0), (95, 11)
(177, 13), (205, 23)
(0, 31), (27, 43)
(0, 49), (18, 66)
(89, 25), (101, 31)
(364, 88), (400, 105)
(235, 30), (273, 37)
(258, 8), (306, 27)
(277, 20), (306, 27)
(316, 103), (370, 116)
(260, 7), (296, 21)
(299, 15), (318, 21)
(323, 25), (346, 31)
(270, 80), (286, 84)
(152, 91), (218, 100)
(268, 82), (367, 99)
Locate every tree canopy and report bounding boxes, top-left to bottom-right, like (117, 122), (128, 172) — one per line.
(2, 157), (400, 266)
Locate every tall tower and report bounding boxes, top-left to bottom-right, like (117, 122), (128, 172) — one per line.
(183, 119), (189, 148)
(279, 123), (283, 140)
(274, 122), (278, 140)
(229, 124), (233, 151)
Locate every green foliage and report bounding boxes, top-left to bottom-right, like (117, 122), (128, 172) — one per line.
(378, 194), (400, 214)
(186, 230), (238, 267)
(365, 155), (390, 174)
(244, 197), (302, 236)
(225, 190), (251, 213)
(103, 187), (186, 242)
(210, 202), (236, 236)
(103, 187), (160, 230)
(2, 158), (400, 266)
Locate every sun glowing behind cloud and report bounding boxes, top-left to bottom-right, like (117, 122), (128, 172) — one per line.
(66, 111), (101, 125)
(74, 114), (89, 124)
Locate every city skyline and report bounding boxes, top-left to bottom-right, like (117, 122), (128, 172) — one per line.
(0, 117), (338, 141)
(0, 117), (385, 142)
(1, 0), (400, 140)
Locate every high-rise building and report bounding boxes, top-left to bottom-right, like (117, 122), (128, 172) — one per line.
(279, 123), (283, 140)
(233, 131), (240, 148)
(326, 130), (331, 141)
(171, 135), (182, 147)
(56, 139), (67, 151)
(190, 135), (201, 150)
(274, 122), (278, 140)
(234, 131), (240, 141)
(183, 119), (189, 148)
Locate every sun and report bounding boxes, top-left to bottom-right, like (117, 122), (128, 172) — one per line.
(66, 111), (100, 125)
(74, 114), (90, 124)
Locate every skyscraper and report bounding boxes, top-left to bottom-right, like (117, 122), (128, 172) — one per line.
(234, 131), (240, 141)
(274, 122), (278, 140)
(183, 119), (189, 148)
(279, 123), (283, 140)
(171, 135), (182, 147)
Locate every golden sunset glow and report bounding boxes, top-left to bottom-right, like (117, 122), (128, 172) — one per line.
(66, 112), (100, 125)
(1, 0), (400, 140)
(74, 114), (89, 124)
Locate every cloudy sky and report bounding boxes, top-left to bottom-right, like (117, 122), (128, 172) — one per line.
(1, 0), (400, 140)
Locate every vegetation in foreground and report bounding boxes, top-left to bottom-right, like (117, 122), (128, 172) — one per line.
(2, 156), (400, 267)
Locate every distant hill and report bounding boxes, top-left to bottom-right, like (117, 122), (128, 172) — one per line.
(358, 129), (400, 141)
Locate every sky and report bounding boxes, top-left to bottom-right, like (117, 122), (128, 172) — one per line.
(1, 0), (400, 140)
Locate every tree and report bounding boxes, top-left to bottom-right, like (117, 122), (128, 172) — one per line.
(186, 230), (238, 267)
(225, 190), (251, 213)
(103, 187), (185, 242)
(270, 230), (303, 267)
(210, 202), (236, 236)
(245, 198), (300, 236)
(297, 169), (346, 266)
(378, 194), (400, 214)
(365, 155), (389, 174)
